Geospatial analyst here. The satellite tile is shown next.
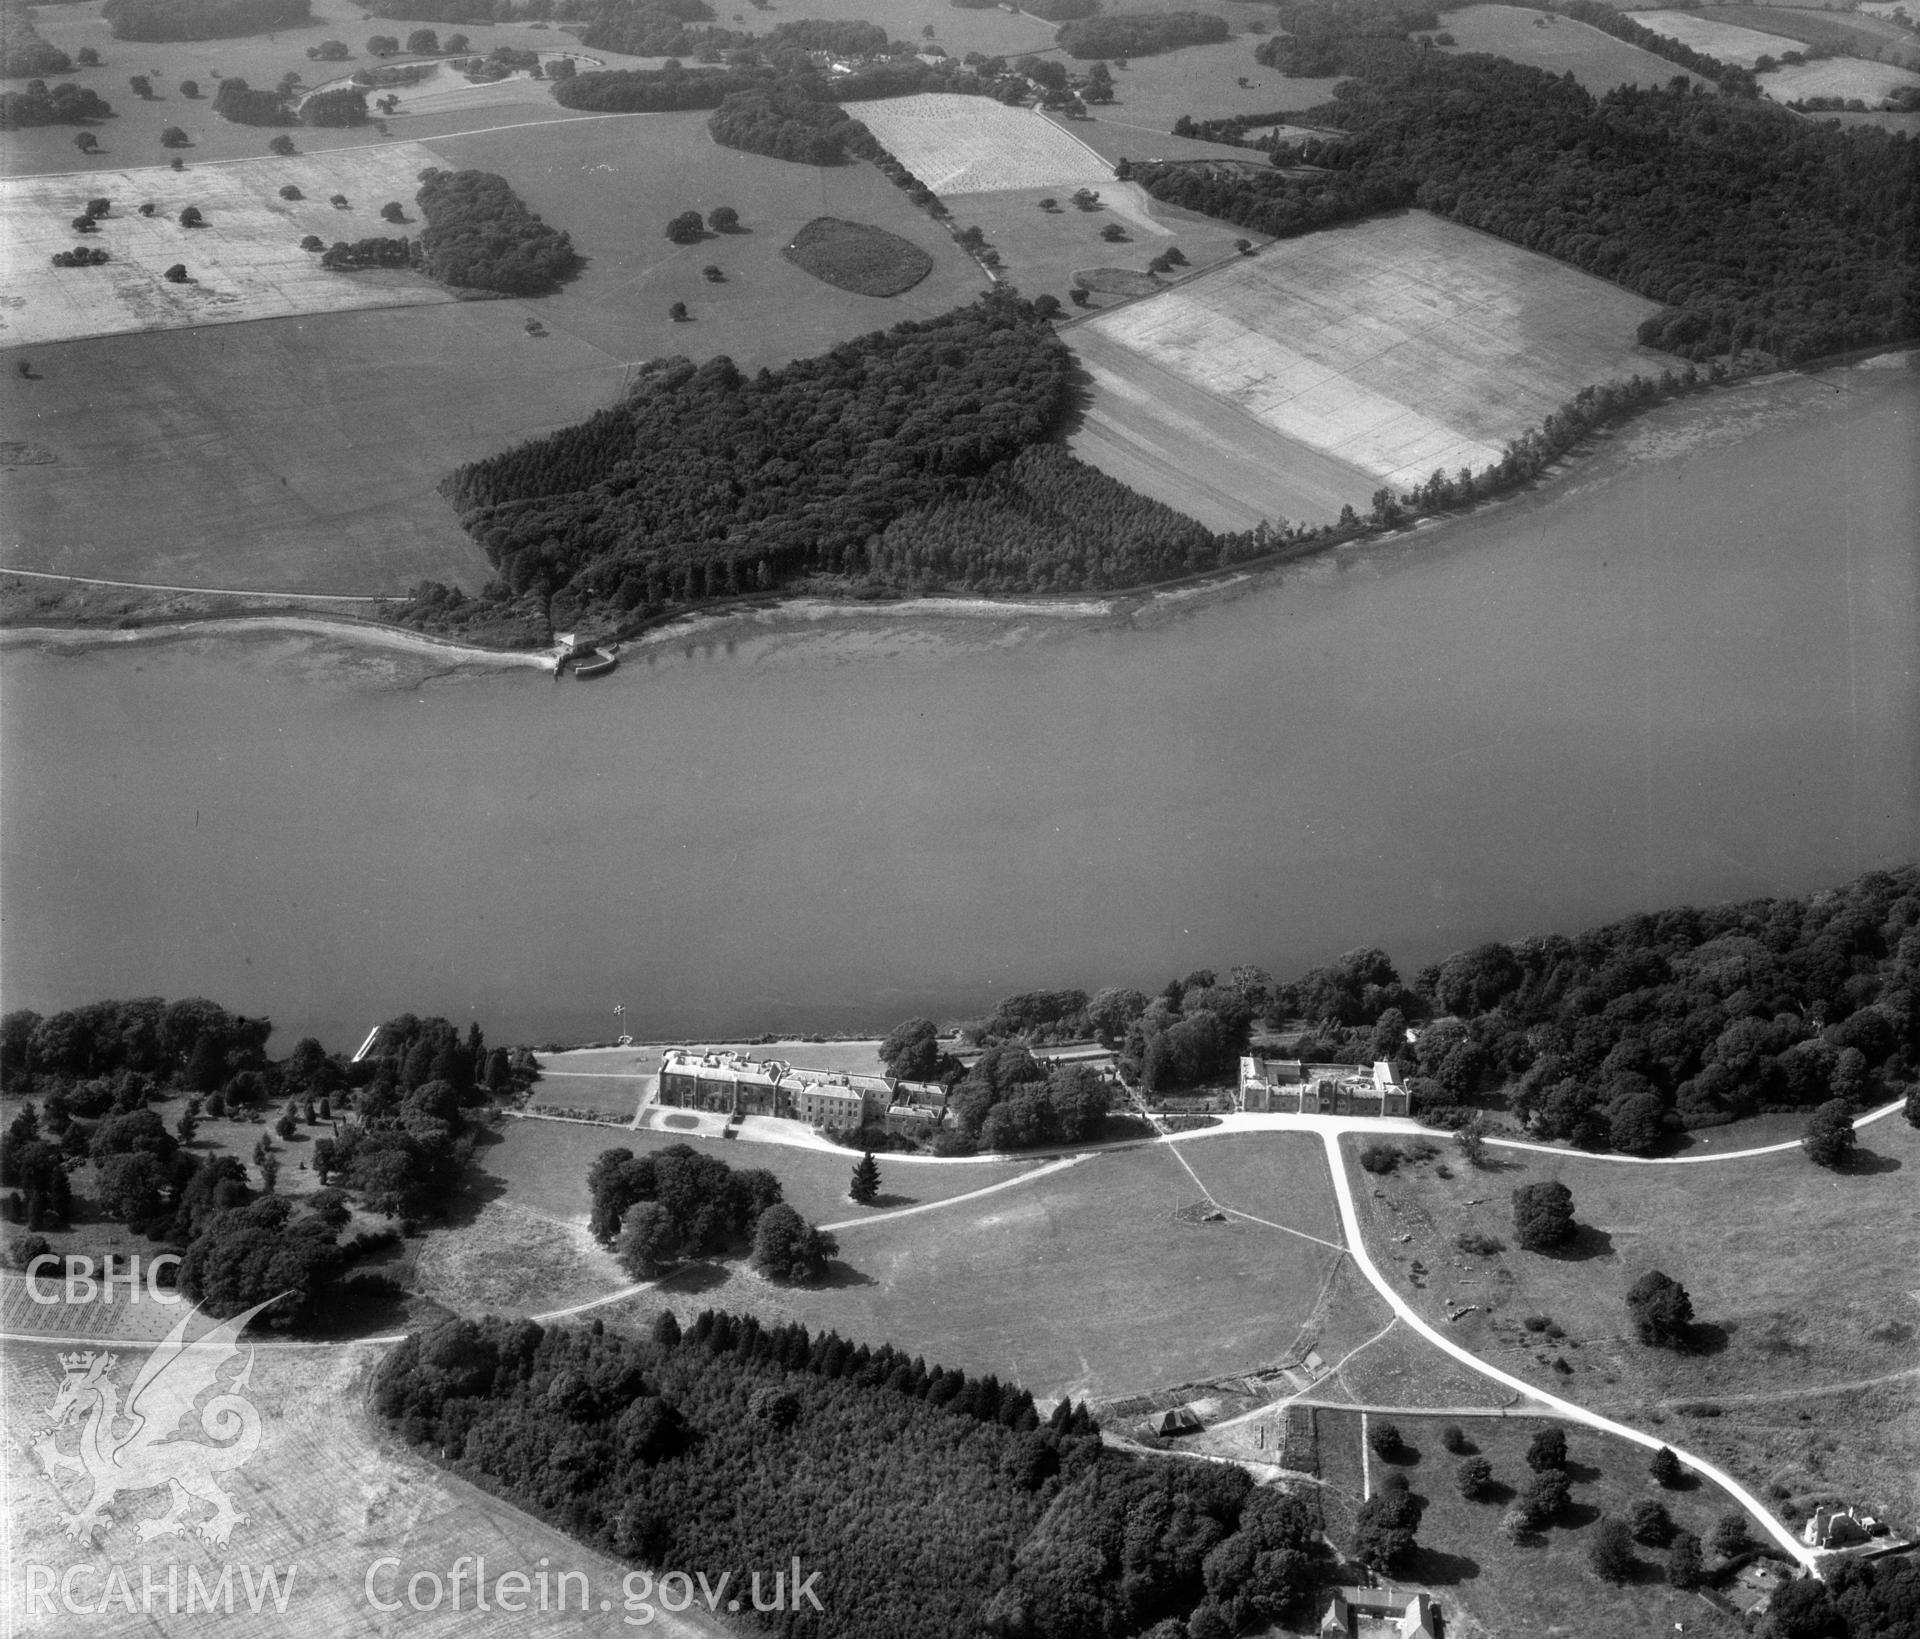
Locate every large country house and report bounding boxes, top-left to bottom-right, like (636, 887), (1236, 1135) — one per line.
(1238, 1056), (1411, 1118)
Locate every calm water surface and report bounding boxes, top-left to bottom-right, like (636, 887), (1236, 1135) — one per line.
(3, 367), (1915, 1046)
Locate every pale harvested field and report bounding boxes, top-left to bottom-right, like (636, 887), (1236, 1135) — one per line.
(1634, 9), (1803, 62)
(1761, 54), (1920, 99)
(1438, 4), (1714, 90)
(1065, 330), (1379, 529)
(0, 146), (456, 348)
(1, 1339), (729, 1637)
(1079, 210), (1665, 497)
(853, 93), (1113, 194)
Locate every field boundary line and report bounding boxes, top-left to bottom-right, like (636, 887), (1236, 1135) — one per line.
(1315, 1127), (1821, 1570)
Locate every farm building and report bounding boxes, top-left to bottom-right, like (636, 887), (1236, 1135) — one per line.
(656, 1050), (888, 1131)
(1238, 1057), (1410, 1118)
(1318, 1586), (1441, 1639)
(1150, 1405), (1204, 1436)
(1802, 1503), (1883, 1549)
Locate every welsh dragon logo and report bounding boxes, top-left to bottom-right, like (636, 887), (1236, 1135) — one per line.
(33, 1298), (278, 1548)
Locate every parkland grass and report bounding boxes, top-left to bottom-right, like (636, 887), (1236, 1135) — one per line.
(1338, 1115), (1920, 1527)
(1761, 55), (1920, 102)
(1633, 8), (1808, 64)
(1077, 209), (1664, 500)
(1313, 1408), (1748, 1639)
(782, 216), (935, 297)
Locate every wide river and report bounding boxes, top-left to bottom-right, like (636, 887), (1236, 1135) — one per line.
(3, 364), (1915, 1048)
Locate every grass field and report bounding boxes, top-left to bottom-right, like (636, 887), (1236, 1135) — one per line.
(783, 215), (934, 296)
(1634, 8), (1806, 62)
(0, 300), (618, 593)
(472, 1112), (1047, 1231)
(855, 93), (1112, 194)
(1087, 40), (1346, 132)
(0, 147), (456, 348)
(418, 110), (985, 368)
(1312, 1409), (1750, 1639)
(1761, 53), (1920, 99)
(1436, 4), (1714, 90)
(573, 1132), (1367, 1406)
(1075, 209), (1664, 502)
(1338, 1117), (1920, 1528)
(1730, 3), (1920, 65)
(1, 1338), (732, 1638)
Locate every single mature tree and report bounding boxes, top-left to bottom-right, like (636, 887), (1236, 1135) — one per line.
(445, 33), (469, 53)
(1516, 1468), (1570, 1528)
(751, 1203), (837, 1283)
(1527, 1427), (1567, 1471)
(1353, 1487), (1421, 1571)
(701, 264), (724, 282)
(1667, 1530), (1704, 1589)
(616, 1200), (682, 1277)
(96, 1152), (166, 1223)
(367, 36), (400, 56)
(1368, 1418), (1404, 1460)
(1802, 1099), (1856, 1169)
(668, 300), (688, 321)
(379, 201), (405, 223)
(179, 79), (199, 97)
(74, 132), (100, 153)
(1033, 293), (1062, 318)
(1100, 222), (1127, 242)
(849, 1151), (881, 1205)
(406, 28), (438, 53)
(1649, 1445), (1683, 1487)
(665, 209), (705, 243)
(1456, 1456), (1494, 1500)
(1627, 1269), (1695, 1347)
(160, 126), (189, 148)
(178, 205), (204, 226)
(1588, 1516), (1636, 1582)
(129, 75), (152, 98)
(1441, 1423), (1472, 1454)
(879, 1017), (940, 1082)
(1710, 1510), (1751, 1559)
(279, 183), (301, 199)
(1511, 1179), (1577, 1251)
(269, 134), (295, 155)
(707, 204), (738, 232)
(78, 46), (101, 66)
(1630, 1498), (1675, 1547)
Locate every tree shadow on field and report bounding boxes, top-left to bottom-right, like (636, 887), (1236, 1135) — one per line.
(1408, 1545), (1480, 1586)
(1843, 1147), (1902, 1175)
(1685, 1320), (1733, 1357)
(1563, 1458), (1604, 1486)
(659, 1261), (730, 1294)
(817, 1259), (875, 1289)
(1559, 1498), (1603, 1530)
(1054, 357), (1100, 438)
(1539, 1223), (1614, 1262)
(863, 1192), (917, 1210)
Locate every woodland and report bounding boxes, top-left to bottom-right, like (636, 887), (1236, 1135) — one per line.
(375, 1309), (1330, 1639)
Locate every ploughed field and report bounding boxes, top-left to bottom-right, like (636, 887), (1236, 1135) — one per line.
(1068, 209), (1665, 521)
(0, 146), (453, 348)
(1436, 4), (1714, 91)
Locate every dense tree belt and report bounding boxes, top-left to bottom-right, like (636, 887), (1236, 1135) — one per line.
(100, 0), (310, 42)
(321, 235), (413, 269)
(1056, 10), (1231, 61)
(1136, 53), (1916, 364)
(212, 76), (294, 124)
(414, 166), (581, 294)
(439, 293), (1081, 618)
(0, 79), (108, 125)
(708, 80), (860, 163)
(0, 6), (73, 78)
(1252, 0), (1439, 77)
(375, 1310), (1327, 1638)
(299, 84), (368, 124)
